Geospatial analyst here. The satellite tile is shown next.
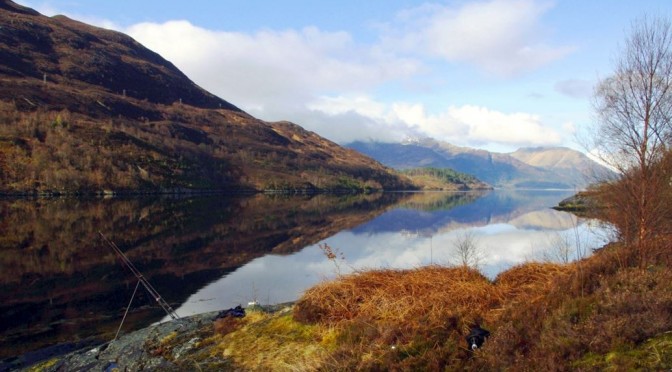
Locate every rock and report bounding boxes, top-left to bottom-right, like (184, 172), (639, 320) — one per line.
(172, 337), (201, 360)
(20, 304), (292, 371)
(553, 192), (596, 213)
(27, 311), (218, 371)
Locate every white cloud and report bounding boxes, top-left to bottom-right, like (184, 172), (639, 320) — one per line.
(380, 0), (574, 76)
(307, 95), (387, 119)
(467, 106), (560, 145)
(309, 95), (563, 148)
(125, 21), (420, 114)
(562, 121), (577, 134)
(21, 1), (573, 150)
(301, 96), (412, 143)
(274, 108), (407, 144)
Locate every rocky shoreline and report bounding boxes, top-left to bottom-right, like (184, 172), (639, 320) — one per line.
(12, 304), (292, 371)
(551, 192), (595, 213)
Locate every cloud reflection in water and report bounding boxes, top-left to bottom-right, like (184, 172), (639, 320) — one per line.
(173, 191), (612, 318)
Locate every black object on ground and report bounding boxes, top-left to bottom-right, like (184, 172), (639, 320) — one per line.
(465, 326), (490, 350)
(215, 305), (245, 319)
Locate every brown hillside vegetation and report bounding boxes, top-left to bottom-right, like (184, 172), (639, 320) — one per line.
(0, 1), (416, 194)
(65, 243), (669, 370)
(0, 102), (412, 193)
(174, 154), (672, 370)
(196, 243), (671, 371)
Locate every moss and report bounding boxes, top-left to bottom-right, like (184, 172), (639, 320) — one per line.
(26, 357), (60, 372)
(319, 326), (341, 351)
(213, 308), (327, 370)
(572, 332), (672, 370)
(160, 331), (178, 345)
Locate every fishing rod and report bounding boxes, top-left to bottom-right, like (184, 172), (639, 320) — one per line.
(99, 232), (180, 326)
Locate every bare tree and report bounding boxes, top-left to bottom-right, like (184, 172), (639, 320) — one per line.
(451, 230), (484, 269)
(589, 16), (672, 263)
(543, 232), (573, 264)
(542, 218), (591, 265)
(593, 16), (672, 173)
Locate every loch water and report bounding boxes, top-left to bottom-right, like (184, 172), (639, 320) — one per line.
(0, 190), (611, 359)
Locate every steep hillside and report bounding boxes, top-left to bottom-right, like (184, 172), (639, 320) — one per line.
(0, 1), (415, 194)
(348, 139), (610, 189)
(0, 0), (238, 111)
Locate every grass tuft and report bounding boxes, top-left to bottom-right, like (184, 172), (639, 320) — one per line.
(212, 307), (327, 370)
(293, 266), (502, 369)
(200, 239), (672, 370)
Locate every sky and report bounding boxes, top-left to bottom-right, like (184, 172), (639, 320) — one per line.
(15, 0), (672, 153)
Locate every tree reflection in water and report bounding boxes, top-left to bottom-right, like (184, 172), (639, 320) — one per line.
(0, 192), (408, 359)
(1, 190), (610, 361)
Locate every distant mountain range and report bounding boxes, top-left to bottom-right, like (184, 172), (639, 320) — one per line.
(0, 0), (422, 194)
(347, 138), (612, 189)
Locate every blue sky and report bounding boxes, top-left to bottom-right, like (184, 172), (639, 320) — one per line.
(16, 0), (672, 153)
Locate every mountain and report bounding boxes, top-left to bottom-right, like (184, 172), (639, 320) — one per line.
(509, 147), (608, 184)
(0, 1), (415, 194)
(347, 138), (611, 189)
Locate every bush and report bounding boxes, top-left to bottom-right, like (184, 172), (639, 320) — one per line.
(293, 266), (502, 370)
(480, 256), (672, 370)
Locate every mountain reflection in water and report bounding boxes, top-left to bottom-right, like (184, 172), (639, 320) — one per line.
(172, 190), (611, 320)
(0, 190), (611, 360)
(0, 193), (405, 359)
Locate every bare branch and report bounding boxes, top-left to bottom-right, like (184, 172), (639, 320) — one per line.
(587, 15), (672, 265)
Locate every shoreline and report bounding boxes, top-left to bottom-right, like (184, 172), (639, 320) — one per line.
(8, 303), (292, 372)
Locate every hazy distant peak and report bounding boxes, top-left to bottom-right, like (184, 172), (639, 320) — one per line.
(510, 147), (589, 170)
(401, 136), (431, 146)
(347, 136), (613, 189)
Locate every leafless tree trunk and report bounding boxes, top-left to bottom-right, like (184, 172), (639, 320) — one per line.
(590, 16), (672, 265)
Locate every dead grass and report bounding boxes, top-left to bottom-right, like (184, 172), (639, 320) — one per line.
(478, 242), (672, 371)
(295, 266), (500, 326)
(292, 266), (504, 370)
(494, 261), (573, 305)
(203, 239), (672, 370)
(210, 307), (327, 371)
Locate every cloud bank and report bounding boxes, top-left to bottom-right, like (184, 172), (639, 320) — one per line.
(126, 21), (420, 113)
(29, 0), (575, 150)
(307, 96), (563, 147)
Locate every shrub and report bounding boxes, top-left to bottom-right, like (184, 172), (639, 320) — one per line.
(480, 255), (672, 370)
(294, 266), (503, 370)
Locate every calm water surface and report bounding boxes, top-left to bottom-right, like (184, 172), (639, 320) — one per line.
(0, 190), (611, 359)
